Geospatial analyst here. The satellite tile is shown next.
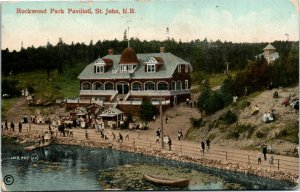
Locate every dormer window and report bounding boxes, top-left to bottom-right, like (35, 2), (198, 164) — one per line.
(94, 65), (104, 73)
(147, 64), (155, 73)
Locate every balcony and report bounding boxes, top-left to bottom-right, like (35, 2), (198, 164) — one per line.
(80, 90), (117, 96)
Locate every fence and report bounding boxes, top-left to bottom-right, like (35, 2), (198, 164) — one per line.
(9, 126), (299, 174)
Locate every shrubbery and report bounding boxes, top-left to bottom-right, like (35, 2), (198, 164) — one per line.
(219, 110), (237, 125)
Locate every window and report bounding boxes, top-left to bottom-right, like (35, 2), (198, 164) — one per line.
(145, 82), (155, 91)
(147, 64), (155, 73)
(132, 82), (142, 91)
(185, 80), (189, 90)
(176, 80), (182, 90)
(157, 82), (168, 90)
(94, 65), (104, 74)
(93, 82), (103, 90)
(185, 65), (189, 73)
(82, 82), (91, 90)
(171, 81), (176, 90)
(104, 82), (114, 90)
(178, 64), (181, 72)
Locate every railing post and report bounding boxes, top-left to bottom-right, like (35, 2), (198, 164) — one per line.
(225, 152), (227, 161)
(248, 155), (250, 165)
(278, 159), (280, 170)
(180, 145), (182, 156)
(150, 140), (151, 148)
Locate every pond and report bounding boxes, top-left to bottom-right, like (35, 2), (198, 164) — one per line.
(1, 143), (295, 191)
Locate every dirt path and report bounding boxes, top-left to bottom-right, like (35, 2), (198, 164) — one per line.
(7, 122), (298, 176)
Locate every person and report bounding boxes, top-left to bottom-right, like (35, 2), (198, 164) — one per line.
(156, 128), (161, 138)
(201, 141), (205, 156)
(10, 121), (15, 132)
(167, 136), (172, 151)
(282, 95), (291, 107)
(251, 105), (259, 115)
(165, 117), (168, 124)
(163, 135), (168, 149)
(177, 130), (182, 141)
(206, 138), (210, 151)
(119, 133), (123, 143)
(112, 132), (116, 140)
(18, 122), (22, 133)
(233, 96), (238, 103)
(273, 91), (279, 99)
(4, 120), (8, 130)
(186, 98), (190, 106)
(258, 152), (262, 164)
(244, 87), (248, 96)
(268, 82), (273, 90)
(268, 144), (273, 153)
(262, 144), (268, 160)
(125, 134), (129, 140)
(153, 115), (156, 122)
(156, 135), (160, 144)
(269, 156), (274, 167)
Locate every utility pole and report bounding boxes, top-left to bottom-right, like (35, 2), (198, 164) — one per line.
(160, 98), (164, 149)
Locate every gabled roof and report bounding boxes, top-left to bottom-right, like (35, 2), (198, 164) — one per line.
(263, 43), (276, 50)
(78, 52), (191, 80)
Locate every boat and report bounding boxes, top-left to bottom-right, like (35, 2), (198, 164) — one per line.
(24, 140), (52, 151)
(143, 174), (189, 187)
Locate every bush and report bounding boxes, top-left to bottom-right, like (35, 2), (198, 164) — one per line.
(256, 130), (267, 138)
(275, 121), (298, 144)
(220, 110), (237, 125)
(190, 117), (202, 128)
(227, 124), (255, 140)
(140, 97), (156, 121)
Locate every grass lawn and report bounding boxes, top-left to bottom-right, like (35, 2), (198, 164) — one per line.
(2, 63), (86, 101)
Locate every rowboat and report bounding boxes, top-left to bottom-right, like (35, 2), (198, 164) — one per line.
(143, 174), (189, 187)
(24, 139), (52, 151)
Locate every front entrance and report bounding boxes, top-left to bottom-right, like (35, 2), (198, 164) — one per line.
(117, 83), (129, 94)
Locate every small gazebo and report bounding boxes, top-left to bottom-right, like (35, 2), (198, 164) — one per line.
(99, 107), (124, 128)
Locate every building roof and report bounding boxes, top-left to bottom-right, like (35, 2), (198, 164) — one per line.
(78, 52), (192, 80)
(100, 107), (123, 117)
(263, 43), (276, 50)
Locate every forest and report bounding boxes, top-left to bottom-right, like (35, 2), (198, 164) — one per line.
(2, 38), (298, 75)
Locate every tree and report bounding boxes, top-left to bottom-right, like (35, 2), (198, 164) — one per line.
(140, 97), (156, 121)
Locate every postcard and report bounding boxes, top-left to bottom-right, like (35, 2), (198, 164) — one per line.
(1, 0), (299, 191)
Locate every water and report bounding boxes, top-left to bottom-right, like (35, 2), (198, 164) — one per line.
(1, 143), (296, 191)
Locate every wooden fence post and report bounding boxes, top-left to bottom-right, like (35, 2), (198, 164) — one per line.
(180, 145), (182, 156)
(248, 155), (250, 165)
(225, 152), (227, 161)
(278, 159), (280, 170)
(150, 140), (151, 148)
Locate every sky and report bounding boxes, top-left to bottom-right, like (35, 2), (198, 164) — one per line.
(1, 0), (299, 51)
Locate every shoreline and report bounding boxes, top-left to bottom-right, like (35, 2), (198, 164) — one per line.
(2, 131), (298, 186)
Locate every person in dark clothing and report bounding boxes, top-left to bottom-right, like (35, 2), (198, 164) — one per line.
(119, 133), (123, 143)
(206, 138), (210, 151)
(165, 117), (168, 124)
(262, 144), (268, 160)
(61, 124), (65, 137)
(167, 136), (172, 151)
(156, 128), (161, 137)
(5, 120), (8, 130)
(18, 122), (22, 133)
(268, 82), (273, 90)
(10, 122), (15, 132)
(201, 142), (205, 156)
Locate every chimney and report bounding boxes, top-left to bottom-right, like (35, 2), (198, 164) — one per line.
(108, 49), (114, 55)
(160, 47), (165, 53)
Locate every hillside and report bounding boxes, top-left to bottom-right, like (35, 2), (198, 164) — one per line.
(185, 85), (299, 155)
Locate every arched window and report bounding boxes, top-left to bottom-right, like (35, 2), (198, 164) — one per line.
(82, 82), (91, 90)
(132, 81), (142, 91)
(185, 80), (189, 90)
(157, 81), (169, 91)
(104, 82), (114, 90)
(92, 82), (103, 90)
(145, 81), (155, 91)
(176, 80), (182, 90)
(171, 81), (176, 90)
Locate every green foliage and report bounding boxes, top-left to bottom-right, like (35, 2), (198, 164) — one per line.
(207, 133), (216, 140)
(219, 110), (237, 125)
(2, 79), (21, 98)
(197, 82), (224, 115)
(140, 97), (156, 121)
(190, 117), (202, 128)
(227, 124), (256, 140)
(256, 130), (267, 138)
(220, 75), (236, 105)
(275, 121), (299, 144)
